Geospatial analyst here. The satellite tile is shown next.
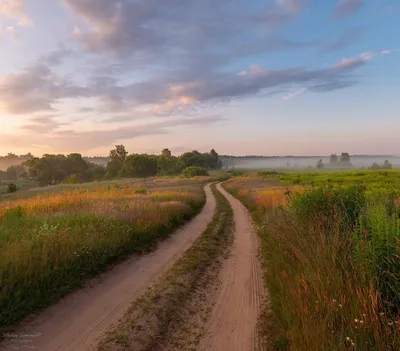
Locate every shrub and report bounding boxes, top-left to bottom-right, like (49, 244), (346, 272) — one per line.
(65, 174), (81, 184)
(258, 171), (280, 177)
(182, 166), (209, 178)
(134, 187), (148, 194)
(7, 182), (18, 193)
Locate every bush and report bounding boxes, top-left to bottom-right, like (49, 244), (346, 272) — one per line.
(134, 187), (148, 194)
(258, 171), (280, 177)
(182, 166), (209, 178)
(8, 182), (18, 193)
(65, 174), (81, 184)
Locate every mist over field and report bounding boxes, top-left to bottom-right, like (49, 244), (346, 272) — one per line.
(222, 155), (400, 169)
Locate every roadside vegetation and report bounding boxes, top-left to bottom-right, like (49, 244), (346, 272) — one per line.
(0, 177), (224, 330)
(225, 171), (400, 350)
(99, 184), (234, 351)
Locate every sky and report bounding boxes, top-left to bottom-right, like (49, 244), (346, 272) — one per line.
(0, 0), (399, 157)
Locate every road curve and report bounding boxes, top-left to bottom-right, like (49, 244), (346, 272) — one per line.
(198, 183), (266, 351)
(0, 184), (216, 351)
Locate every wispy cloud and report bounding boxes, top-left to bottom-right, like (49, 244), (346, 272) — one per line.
(0, 0), (33, 26)
(323, 27), (365, 52)
(332, 0), (364, 20)
(2, 115), (225, 152)
(276, 0), (307, 14)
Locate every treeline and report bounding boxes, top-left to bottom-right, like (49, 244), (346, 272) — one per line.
(1, 146), (221, 186)
(0, 153), (33, 171)
(317, 154), (393, 170)
(105, 146), (221, 179)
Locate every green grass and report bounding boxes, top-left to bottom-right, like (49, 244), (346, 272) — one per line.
(279, 170), (400, 189)
(224, 173), (400, 351)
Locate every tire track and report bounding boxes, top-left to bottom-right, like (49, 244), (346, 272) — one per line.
(198, 183), (268, 351)
(0, 184), (216, 351)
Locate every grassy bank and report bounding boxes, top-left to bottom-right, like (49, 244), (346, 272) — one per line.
(99, 183), (234, 351)
(0, 179), (208, 329)
(224, 175), (399, 351)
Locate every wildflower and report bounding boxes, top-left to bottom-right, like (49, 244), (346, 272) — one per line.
(351, 342), (355, 347)
(388, 322), (393, 326)
(332, 299), (337, 303)
(346, 337), (351, 341)
(338, 304), (343, 308)
(379, 312), (384, 316)
(359, 320), (364, 324)
(354, 318), (359, 323)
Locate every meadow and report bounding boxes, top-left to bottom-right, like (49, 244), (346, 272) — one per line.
(225, 170), (400, 350)
(0, 176), (221, 329)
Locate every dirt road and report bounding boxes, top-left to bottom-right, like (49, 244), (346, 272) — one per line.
(0, 184), (216, 351)
(198, 183), (266, 351)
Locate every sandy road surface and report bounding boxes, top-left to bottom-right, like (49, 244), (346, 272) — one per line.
(1, 184), (216, 351)
(198, 183), (266, 351)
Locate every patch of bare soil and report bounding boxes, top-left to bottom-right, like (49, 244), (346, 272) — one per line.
(198, 183), (270, 351)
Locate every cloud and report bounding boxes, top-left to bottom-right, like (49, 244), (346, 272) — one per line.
(332, 0), (364, 20)
(333, 56), (365, 70)
(332, 50), (390, 70)
(276, 0), (306, 14)
(323, 27), (365, 52)
(62, 0), (301, 66)
(1, 45), (393, 117)
(283, 87), (306, 100)
(41, 46), (74, 66)
(0, 0), (33, 26)
(20, 115), (68, 133)
(0, 63), (83, 114)
(0, 115), (224, 151)
(308, 81), (357, 92)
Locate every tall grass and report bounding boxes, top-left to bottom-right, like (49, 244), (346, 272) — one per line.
(0, 183), (205, 328)
(224, 178), (399, 350)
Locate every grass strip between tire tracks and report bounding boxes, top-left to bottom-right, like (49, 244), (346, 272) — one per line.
(98, 183), (234, 351)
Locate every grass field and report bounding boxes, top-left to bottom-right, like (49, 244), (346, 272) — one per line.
(225, 171), (400, 350)
(278, 169), (400, 189)
(0, 176), (224, 329)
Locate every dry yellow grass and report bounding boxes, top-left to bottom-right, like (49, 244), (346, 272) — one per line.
(0, 181), (205, 329)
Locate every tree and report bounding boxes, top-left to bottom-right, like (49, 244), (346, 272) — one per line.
(370, 163), (381, 170)
(24, 154), (105, 185)
(383, 160), (393, 169)
(157, 154), (178, 175)
(206, 149), (222, 170)
(330, 154), (338, 164)
(109, 145), (128, 163)
(161, 148), (172, 157)
(24, 155), (68, 185)
(179, 151), (206, 169)
(122, 154), (158, 178)
(107, 145), (128, 178)
(340, 153), (350, 163)
(316, 159), (324, 169)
